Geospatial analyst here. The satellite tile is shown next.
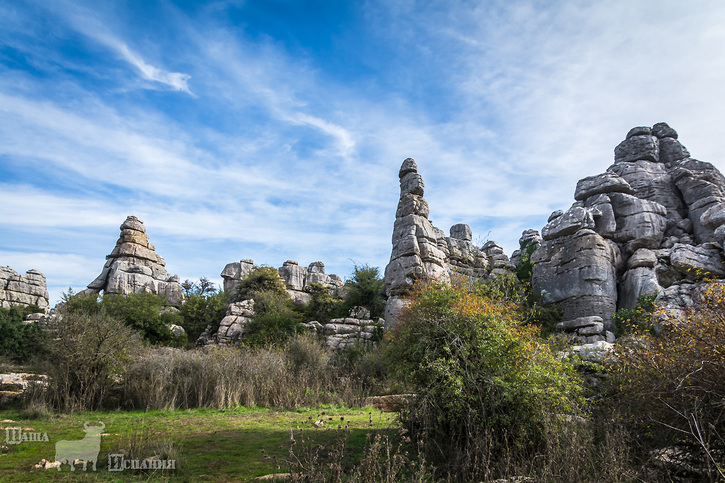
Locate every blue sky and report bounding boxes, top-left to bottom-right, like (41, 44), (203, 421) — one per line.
(3, 0), (725, 306)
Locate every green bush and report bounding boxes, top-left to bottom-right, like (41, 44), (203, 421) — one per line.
(61, 290), (181, 345)
(342, 264), (385, 318)
(0, 307), (45, 362)
(179, 280), (228, 343)
(303, 282), (344, 323)
(383, 280), (583, 479)
(233, 266), (288, 302)
(245, 290), (304, 347)
(612, 292), (657, 337)
(102, 292), (182, 345)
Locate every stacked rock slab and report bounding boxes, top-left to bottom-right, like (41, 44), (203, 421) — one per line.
(302, 306), (384, 350)
(532, 123), (725, 342)
(384, 158), (515, 324)
(0, 267), (49, 312)
(199, 299), (255, 346)
(83, 216), (184, 306)
(221, 259), (343, 304)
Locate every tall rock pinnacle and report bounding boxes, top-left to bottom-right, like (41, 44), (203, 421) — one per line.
(83, 216), (184, 306)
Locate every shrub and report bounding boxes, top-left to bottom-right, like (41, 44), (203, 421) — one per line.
(303, 282), (344, 323)
(383, 280), (583, 479)
(611, 282), (725, 479)
(233, 266), (288, 302)
(102, 292), (181, 344)
(42, 307), (143, 412)
(342, 264), (385, 318)
(179, 286), (228, 343)
(244, 289), (304, 347)
(612, 292), (657, 337)
(0, 307), (46, 363)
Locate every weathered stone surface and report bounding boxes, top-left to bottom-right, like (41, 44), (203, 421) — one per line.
(532, 229), (620, 330)
(279, 260), (306, 291)
(208, 300), (255, 346)
(574, 172), (634, 201)
(83, 216), (184, 306)
(699, 203), (725, 230)
(311, 307), (384, 350)
(221, 260), (255, 293)
(541, 206), (595, 240)
(584, 194), (617, 238)
(0, 267), (49, 312)
(627, 126), (652, 139)
(450, 224), (472, 241)
(608, 161), (686, 236)
(614, 135), (659, 163)
(671, 158), (725, 243)
(609, 193), (667, 253)
(658, 137), (690, 165)
(669, 243), (725, 279)
(651, 122), (678, 139)
(619, 266), (661, 310)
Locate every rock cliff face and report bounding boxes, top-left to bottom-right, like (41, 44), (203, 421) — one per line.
(0, 267), (49, 312)
(221, 259), (343, 305)
(532, 123), (725, 342)
(384, 158), (515, 323)
(83, 216), (184, 306)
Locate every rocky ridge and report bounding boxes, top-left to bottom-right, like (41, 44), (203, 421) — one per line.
(0, 267), (49, 313)
(532, 123), (725, 342)
(383, 158), (515, 323)
(83, 216), (184, 306)
(221, 259), (343, 305)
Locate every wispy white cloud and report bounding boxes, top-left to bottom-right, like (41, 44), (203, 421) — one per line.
(115, 43), (193, 94)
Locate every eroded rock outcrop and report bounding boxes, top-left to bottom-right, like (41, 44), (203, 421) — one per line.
(302, 306), (384, 350)
(0, 267), (49, 312)
(83, 216), (184, 306)
(221, 259), (343, 305)
(384, 158), (515, 323)
(532, 123), (725, 342)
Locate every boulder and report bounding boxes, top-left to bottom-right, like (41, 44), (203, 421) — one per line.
(614, 135), (659, 163)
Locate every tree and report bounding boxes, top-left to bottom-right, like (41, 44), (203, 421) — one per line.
(343, 264), (385, 318)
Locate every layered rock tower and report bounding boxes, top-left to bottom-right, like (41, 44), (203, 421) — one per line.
(532, 123), (725, 342)
(384, 158), (514, 323)
(83, 216), (184, 306)
(0, 267), (49, 312)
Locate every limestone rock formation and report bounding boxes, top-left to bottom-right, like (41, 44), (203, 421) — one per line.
(198, 299), (255, 346)
(532, 123), (725, 342)
(0, 267), (49, 312)
(384, 158), (515, 323)
(302, 306), (384, 350)
(83, 216), (184, 306)
(221, 259), (343, 305)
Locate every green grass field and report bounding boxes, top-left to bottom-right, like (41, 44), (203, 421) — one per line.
(0, 406), (399, 482)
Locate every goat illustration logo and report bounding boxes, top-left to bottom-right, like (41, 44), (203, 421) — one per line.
(55, 422), (105, 471)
